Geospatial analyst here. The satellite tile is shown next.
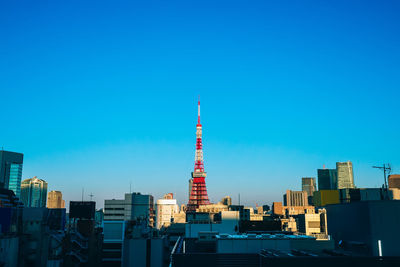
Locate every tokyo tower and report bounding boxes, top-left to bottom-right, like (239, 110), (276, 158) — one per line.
(187, 98), (210, 211)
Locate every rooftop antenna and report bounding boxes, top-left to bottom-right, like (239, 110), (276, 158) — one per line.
(89, 193), (94, 201)
(82, 188), (84, 202)
(372, 163), (392, 189)
(130, 181), (132, 194)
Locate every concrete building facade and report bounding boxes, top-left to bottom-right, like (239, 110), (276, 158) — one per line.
(326, 200), (400, 256)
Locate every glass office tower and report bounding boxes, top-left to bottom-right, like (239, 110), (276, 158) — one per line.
(8, 163), (23, 197)
(317, 169), (338, 190)
(20, 176), (48, 207)
(0, 150), (24, 197)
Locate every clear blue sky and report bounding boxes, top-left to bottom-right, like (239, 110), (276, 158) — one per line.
(1, 0), (399, 209)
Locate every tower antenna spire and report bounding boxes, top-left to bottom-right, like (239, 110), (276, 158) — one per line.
(198, 95), (201, 124)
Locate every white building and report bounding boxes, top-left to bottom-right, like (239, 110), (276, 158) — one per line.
(155, 194), (179, 229)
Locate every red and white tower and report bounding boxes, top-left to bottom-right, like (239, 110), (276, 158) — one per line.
(187, 98), (210, 211)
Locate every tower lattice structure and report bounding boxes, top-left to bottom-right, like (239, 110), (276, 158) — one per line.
(187, 99), (210, 211)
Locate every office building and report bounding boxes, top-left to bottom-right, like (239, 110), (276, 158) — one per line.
(302, 177), (316, 197)
(283, 190), (308, 206)
(155, 193), (179, 229)
(0, 150), (24, 197)
(336, 161), (355, 189)
(388, 174), (400, 189)
(297, 213), (321, 236)
(47, 190), (65, 209)
(20, 176), (48, 207)
(104, 192), (154, 225)
(317, 169), (337, 190)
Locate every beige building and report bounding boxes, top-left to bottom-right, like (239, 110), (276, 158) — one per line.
(47, 190), (65, 209)
(281, 217), (297, 232)
(283, 190), (309, 206)
(390, 188), (400, 200)
(155, 193), (179, 229)
(389, 174), (400, 189)
(272, 202), (315, 216)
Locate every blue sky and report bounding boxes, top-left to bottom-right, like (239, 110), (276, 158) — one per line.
(1, 0), (399, 208)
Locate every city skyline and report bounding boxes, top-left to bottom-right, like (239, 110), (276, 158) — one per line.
(2, 1), (400, 209)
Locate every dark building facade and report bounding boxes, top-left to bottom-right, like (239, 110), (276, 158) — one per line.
(0, 150), (24, 197)
(326, 200), (400, 256)
(317, 169), (337, 190)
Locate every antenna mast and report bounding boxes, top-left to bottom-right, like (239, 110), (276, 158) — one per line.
(372, 163), (392, 189)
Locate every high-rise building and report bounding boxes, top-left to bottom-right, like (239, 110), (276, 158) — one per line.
(283, 190), (309, 207)
(0, 150), (24, 197)
(104, 192), (154, 225)
(187, 99), (210, 211)
(20, 176), (48, 207)
(302, 177), (316, 197)
(317, 169), (338, 190)
(47, 190), (65, 209)
(155, 193), (179, 229)
(388, 174), (400, 189)
(336, 161), (355, 189)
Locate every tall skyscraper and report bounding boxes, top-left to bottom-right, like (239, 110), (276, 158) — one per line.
(20, 176), (48, 207)
(0, 150), (24, 197)
(283, 190), (309, 206)
(187, 99), (210, 211)
(302, 177), (316, 197)
(155, 193), (179, 229)
(47, 190), (65, 209)
(388, 175), (400, 189)
(318, 169), (338, 190)
(336, 161), (355, 189)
